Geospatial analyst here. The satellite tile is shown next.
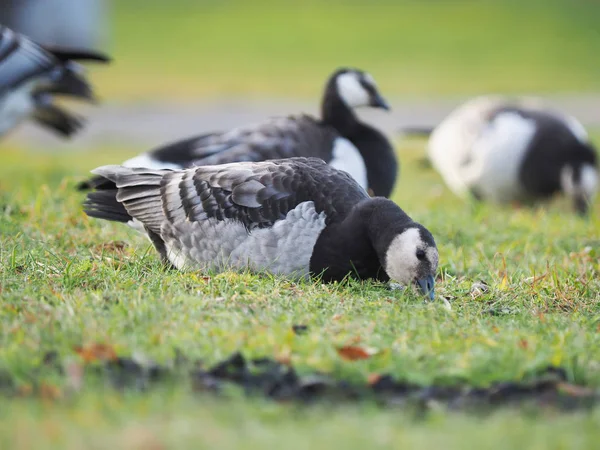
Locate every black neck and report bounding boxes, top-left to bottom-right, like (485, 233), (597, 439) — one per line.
(320, 85), (397, 198)
(321, 90), (359, 136)
(349, 124), (398, 197)
(309, 198), (413, 282)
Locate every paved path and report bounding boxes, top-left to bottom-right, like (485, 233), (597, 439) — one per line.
(6, 94), (600, 149)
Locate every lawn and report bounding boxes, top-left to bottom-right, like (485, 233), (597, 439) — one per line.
(90, 0), (600, 101)
(0, 135), (599, 449)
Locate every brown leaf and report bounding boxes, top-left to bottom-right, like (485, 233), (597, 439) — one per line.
(336, 345), (376, 361)
(557, 382), (595, 397)
(39, 382), (62, 401)
(537, 312), (546, 323)
(65, 362), (84, 392)
(17, 384), (33, 396)
(94, 241), (128, 253)
(367, 373), (382, 385)
(518, 339), (529, 349)
(74, 343), (117, 363)
(275, 348), (292, 366)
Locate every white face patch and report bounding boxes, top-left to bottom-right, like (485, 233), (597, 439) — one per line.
(336, 72), (371, 108)
(123, 153), (183, 170)
(561, 164), (599, 200)
(384, 228), (438, 286)
(329, 137), (368, 190)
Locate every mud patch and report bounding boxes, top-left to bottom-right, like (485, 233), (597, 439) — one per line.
(5, 350), (598, 412)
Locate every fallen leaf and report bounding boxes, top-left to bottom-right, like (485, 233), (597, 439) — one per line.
(367, 373), (382, 385)
(557, 382), (595, 397)
(39, 382), (62, 400)
(93, 241), (128, 254)
(336, 345), (377, 361)
(518, 339), (529, 349)
(17, 384), (32, 396)
(537, 312), (546, 323)
(74, 343), (117, 363)
(275, 349), (292, 366)
(23, 312), (37, 324)
(65, 362), (84, 392)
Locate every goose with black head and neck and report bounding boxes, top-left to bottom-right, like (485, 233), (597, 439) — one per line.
(77, 68), (398, 198)
(83, 158), (435, 299)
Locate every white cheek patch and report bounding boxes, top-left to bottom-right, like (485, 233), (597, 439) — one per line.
(384, 228), (422, 285)
(426, 247), (439, 273)
(562, 164), (599, 199)
(336, 72), (370, 108)
(580, 165), (600, 198)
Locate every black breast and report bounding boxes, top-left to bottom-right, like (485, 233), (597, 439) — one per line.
(347, 123), (398, 197)
(309, 223), (388, 282)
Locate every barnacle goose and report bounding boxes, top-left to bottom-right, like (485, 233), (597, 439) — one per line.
(0, 25), (109, 138)
(78, 68), (398, 198)
(400, 96), (599, 215)
(83, 157), (437, 299)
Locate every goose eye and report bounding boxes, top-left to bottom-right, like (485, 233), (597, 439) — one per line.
(416, 249), (426, 260)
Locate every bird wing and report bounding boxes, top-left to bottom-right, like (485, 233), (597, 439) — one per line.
(0, 27), (56, 93)
(85, 157), (369, 234)
(144, 115), (340, 168)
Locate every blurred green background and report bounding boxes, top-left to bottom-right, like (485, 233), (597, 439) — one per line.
(89, 0), (600, 102)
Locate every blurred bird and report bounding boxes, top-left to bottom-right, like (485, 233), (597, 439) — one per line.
(78, 68), (397, 198)
(399, 96), (599, 215)
(83, 157), (436, 299)
(0, 25), (110, 138)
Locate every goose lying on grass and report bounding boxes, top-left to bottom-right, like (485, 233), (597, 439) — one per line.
(83, 157), (437, 299)
(78, 67), (397, 198)
(400, 96), (599, 215)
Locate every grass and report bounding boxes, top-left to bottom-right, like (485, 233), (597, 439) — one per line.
(89, 0), (600, 101)
(0, 134), (599, 449)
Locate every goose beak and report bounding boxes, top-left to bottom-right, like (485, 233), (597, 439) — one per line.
(370, 93), (390, 111)
(416, 275), (435, 301)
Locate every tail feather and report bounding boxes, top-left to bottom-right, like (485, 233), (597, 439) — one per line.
(85, 166), (171, 232)
(84, 190), (132, 223)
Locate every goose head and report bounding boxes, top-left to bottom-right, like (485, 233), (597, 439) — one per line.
(324, 68), (390, 112)
(364, 199), (438, 299)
